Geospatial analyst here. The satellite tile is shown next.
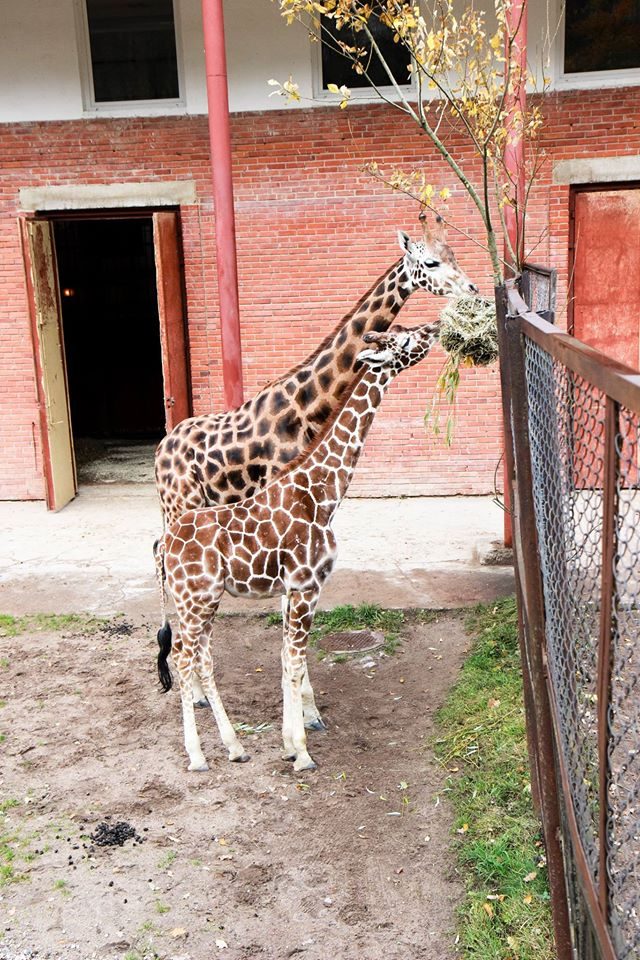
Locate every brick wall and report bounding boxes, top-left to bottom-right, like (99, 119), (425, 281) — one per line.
(2, 86), (640, 501)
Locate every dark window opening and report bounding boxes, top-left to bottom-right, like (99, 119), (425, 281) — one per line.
(320, 15), (412, 90)
(54, 217), (165, 482)
(86, 0), (180, 102)
(565, 0), (640, 73)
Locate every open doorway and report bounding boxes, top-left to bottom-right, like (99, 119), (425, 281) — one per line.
(53, 216), (165, 483)
(22, 209), (190, 509)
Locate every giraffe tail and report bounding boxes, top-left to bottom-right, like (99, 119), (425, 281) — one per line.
(153, 537), (173, 693)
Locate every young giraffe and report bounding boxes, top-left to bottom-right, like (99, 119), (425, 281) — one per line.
(155, 321), (440, 773)
(155, 221), (477, 527)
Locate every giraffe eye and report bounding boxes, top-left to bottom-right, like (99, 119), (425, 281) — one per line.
(424, 259), (440, 269)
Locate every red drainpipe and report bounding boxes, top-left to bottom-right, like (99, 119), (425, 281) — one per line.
(201, 0), (244, 410)
(502, 0), (528, 548)
(504, 0), (528, 273)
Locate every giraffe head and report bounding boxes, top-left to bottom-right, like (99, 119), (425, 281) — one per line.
(398, 218), (478, 298)
(356, 322), (440, 376)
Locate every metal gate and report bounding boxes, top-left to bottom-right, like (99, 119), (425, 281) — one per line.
(497, 282), (640, 960)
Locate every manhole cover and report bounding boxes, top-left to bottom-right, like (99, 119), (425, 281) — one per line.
(320, 629), (385, 655)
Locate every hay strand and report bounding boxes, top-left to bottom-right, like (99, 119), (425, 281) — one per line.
(425, 296), (499, 445)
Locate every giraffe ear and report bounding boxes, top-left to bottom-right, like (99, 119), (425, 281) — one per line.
(397, 230), (414, 256)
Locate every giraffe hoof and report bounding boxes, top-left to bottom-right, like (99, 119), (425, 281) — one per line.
(188, 761), (210, 772)
(193, 698), (209, 709)
(230, 752), (251, 763)
(305, 717), (327, 732)
(294, 758), (317, 773)
(281, 753), (296, 762)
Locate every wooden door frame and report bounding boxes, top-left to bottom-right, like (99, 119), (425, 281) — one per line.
(568, 181), (640, 336)
(24, 206), (192, 505)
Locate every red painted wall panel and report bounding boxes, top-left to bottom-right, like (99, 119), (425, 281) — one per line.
(2, 86), (640, 500)
(571, 187), (640, 369)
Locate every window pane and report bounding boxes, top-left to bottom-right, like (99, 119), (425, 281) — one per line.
(321, 15), (411, 89)
(565, 0), (640, 73)
(86, 0), (180, 102)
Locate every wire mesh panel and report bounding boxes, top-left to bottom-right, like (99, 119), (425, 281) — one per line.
(524, 338), (604, 882)
(608, 405), (640, 959)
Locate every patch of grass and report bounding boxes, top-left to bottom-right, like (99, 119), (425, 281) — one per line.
(154, 901), (170, 915)
(157, 850), (177, 871)
(434, 597), (554, 960)
(311, 604), (405, 658)
(313, 603), (404, 634)
(53, 878), (70, 895)
(0, 613), (105, 637)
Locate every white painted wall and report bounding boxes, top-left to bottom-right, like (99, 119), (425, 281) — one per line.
(0, 0), (637, 124)
(0, 0), (314, 121)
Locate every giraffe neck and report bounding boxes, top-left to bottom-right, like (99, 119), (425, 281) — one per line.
(290, 365), (392, 520)
(281, 260), (412, 414)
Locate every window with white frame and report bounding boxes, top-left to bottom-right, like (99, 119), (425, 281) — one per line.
(564, 0), (640, 75)
(318, 14), (412, 93)
(82, 0), (181, 105)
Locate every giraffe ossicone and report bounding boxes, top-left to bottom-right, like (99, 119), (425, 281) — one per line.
(155, 321), (442, 774)
(155, 224), (477, 528)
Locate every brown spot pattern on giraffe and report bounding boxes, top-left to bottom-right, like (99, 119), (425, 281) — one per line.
(155, 230), (476, 526)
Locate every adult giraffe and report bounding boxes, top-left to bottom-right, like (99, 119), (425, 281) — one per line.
(155, 221), (477, 526)
(155, 322), (441, 773)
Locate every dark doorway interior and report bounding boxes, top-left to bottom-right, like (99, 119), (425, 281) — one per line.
(54, 217), (165, 482)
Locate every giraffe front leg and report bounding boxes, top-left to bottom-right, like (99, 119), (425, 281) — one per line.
(282, 590), (320, 772)
(281, 597), (326, 740)
(280, 595), (296, 760)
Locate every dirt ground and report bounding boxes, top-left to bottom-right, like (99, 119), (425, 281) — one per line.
(0, 612), (470, 960)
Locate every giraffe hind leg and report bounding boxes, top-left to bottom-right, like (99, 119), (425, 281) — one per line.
(192, 675), (209, 708)
(175, 660), (209, 772)
(197, 618), (249, 763)
(302, 663), (326, 731)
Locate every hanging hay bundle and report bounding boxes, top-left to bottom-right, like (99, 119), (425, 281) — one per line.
(426, 295), (499, 445)
(439, 295), (499, 367)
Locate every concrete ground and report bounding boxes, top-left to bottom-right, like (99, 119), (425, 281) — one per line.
(0, 486), (514, 617)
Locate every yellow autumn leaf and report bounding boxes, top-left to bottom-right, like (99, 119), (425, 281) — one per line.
(439, 187), (451, 200)
(523, 894), (533, 904)
(483, 902), (494, 917)
(523, 870), (537, 883)
(326, 83), (340, 94)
